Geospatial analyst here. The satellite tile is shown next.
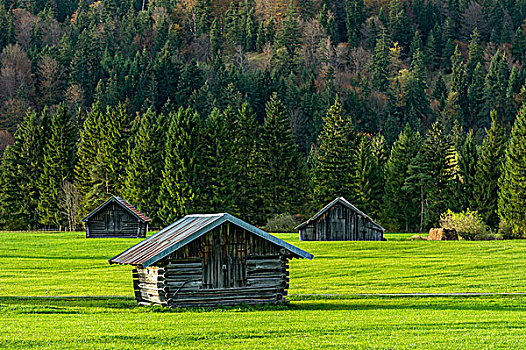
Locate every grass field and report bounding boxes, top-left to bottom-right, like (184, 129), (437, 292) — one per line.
(1, 231), (525, 349)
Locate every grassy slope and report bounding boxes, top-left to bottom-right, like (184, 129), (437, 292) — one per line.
(1, 231), (525, 349)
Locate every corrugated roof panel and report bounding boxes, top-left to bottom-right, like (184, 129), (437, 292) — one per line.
(109, 213), (313, 267)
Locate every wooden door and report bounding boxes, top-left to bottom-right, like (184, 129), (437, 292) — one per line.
(202, 242), (247, 289)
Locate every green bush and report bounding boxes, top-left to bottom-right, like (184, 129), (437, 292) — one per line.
(439, 209), (487, 241)
(263, 214), (299, 233)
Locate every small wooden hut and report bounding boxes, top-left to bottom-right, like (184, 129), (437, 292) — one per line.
(109, 213), (313, 307)
(82, 196), (151, 238)
(296, 197), (385, 241)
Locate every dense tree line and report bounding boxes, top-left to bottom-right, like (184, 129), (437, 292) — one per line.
(1, 0), (526, 235)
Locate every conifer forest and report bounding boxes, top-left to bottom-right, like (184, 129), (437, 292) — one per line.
(2, 0), (526, 238)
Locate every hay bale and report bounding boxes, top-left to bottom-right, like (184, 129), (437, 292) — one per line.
(428, 228), (458, 240)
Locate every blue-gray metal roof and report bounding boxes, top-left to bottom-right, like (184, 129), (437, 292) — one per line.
(109, 213), (313, 267)
(295, 197), (385, 232)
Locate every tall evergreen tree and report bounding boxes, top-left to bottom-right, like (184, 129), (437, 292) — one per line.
(354, 136), (383, 219)
(0, 110), (45, 230)
(450, 45), (468, 126)
(260, 93), (306, 218)
(383, 125), (422, 231)
(370, 27), (391, 92)
(457, 130), (478, 211)
(228, 103), (263, 224)
(473, 110), (507, 228)
(158, 107), (202, 225)
(312, 98), (358, 207)
(122, 107), (165, 224)
(37, 104), (77, 229)
(403, 121), (455, 231)
(200, 108), (236, 215)
(467, 62), (486, 128)
(484, 50), (510, 125)
(346, 0), (366, 48)
(498, 104), (526, 238)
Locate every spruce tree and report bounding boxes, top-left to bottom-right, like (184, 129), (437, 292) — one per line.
(0, 110), (45, 230)
(158, 107), (202, 225)
(37, 104), (77, 229)
(228, 103), (263, 224)
(75, 103), (104, 216)
(466, 28), (484, 82)
(354, 136), (383, 219)
(383, 125), (422, 231)
(312, 98), (358, 207)
(86, 105), (129, 209)
(346, 0), (366, 48)
(484, 50), (510, 124)
(450, 45), (468, 126)
(457, 131), (478, 211)
(404, 49), (430, 130)
(468, 62), (486, 128)
(473, 110), (507, 229)
(370, 26), (391, 92)
(200, 108), (236, 215)
(122, 107), (165, 224)
(403, 121), (455, 231)
(498, 105), (526, 238)
(260, 93), (306, 218)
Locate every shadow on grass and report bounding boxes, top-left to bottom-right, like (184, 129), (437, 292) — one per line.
(1, 295), (525, 314)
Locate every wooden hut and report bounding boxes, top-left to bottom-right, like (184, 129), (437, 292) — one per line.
(109, 213), (313, 307)
(82, 196), (151, 238)
(296, 197), (385, 241)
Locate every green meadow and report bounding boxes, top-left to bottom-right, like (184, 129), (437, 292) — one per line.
(1, 231), (525, 349)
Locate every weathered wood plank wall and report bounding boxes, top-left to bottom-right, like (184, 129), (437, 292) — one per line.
(300, 203), (383, 241)
(133, 222), (290, 307)
(87, 204), (147, 238)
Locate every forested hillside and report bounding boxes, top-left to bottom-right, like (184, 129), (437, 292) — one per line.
(1, 0), (526, 236)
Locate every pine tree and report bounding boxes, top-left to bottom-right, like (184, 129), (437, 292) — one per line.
(122, 107), (165, 224)
(275, 0), (300, 58)
(466, 28), (484, 82)
(432, 73), (448, 110)
(158, 107), (202, 225)
(450, 45), (468, 126)
(260, 93), (306, 218)
(511, 26), (526, 62)
(37, 104), (77, 229)
(346, 0), (366, 48)
(383, 125), (422, 231)
(0, 110), (45, 230)
(403, 121), (455, 231)
(228, 103), (263, 224)
(86, 105), (129, 209)
(484, 50), (510, 124)
(404, 49), (431, 130)
(498, 104), (526, 238)
(468, 62), (486, 128)
(312, 98), (359, 207)
(75, 103), (103, 216)
(473, 110), (507, 229)
(457, 130), (478, 211)
(200, 108), (237, 215)
(370, 26), (391, 92)
(354, 136), (383, 219)
(409, 31), (423, 60)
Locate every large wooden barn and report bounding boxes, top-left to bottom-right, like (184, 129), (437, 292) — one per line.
(109, 213), (313, 307)
(82, 196), (151, 238)
(296, 197), (385, 241)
